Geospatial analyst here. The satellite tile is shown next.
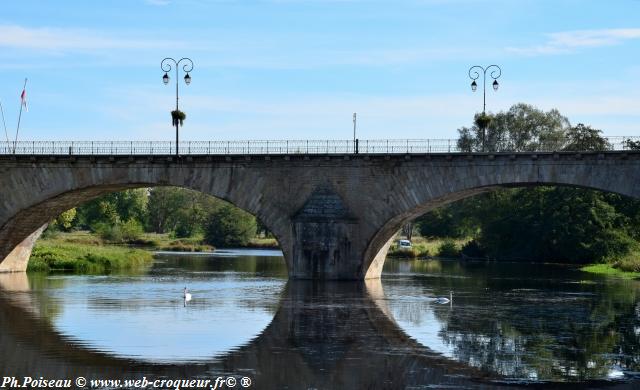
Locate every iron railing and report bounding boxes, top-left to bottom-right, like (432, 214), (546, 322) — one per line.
(0, 138), (639, 155)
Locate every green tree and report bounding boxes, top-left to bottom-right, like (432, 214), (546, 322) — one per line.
(76, 189), (148, 229)
(205, 205), (257, 247)
(55, 208), (77, 231)
(147, 187), (222, 236)
(457, 103), (569, 152)
(562, 124), (610, 151)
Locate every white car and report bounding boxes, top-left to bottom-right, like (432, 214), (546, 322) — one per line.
(398, 239), (412, 249)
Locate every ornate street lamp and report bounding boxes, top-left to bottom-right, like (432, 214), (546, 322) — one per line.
(161, 57), (194, 156)
(468, 64), (501, 151)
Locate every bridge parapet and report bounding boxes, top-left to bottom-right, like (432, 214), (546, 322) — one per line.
(2, 137), (640, 156)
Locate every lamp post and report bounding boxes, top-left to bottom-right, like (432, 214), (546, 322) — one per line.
(353, 112), (357, 154)
(468, 64), (501, 151)
(161, 57), (193, 156)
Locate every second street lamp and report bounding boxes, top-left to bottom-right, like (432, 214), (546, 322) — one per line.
(161, 57), (194, 156)
(468, 64), (501, 152)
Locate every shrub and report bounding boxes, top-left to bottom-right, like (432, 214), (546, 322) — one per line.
(461, 240), (485, 258)
(92, 219), (143, 243)
(120, 219), (144, 242)
(437, 239), (460, 258)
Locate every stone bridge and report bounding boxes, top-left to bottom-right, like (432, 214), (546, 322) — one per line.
(1, 150), (639, 279)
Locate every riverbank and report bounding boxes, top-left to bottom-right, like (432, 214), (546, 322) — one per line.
(580, 263), (640, 279)
(29, 238), (154, 273)
(387, 237), (469, 259)
(28, 231), (280, 273)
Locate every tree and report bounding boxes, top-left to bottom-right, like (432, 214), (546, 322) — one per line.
(563, 124), (610, 151)
(423, 106), (640, 264)
(457, 103), (569, 152)
(76, 189), (148, 229)
(624, 139), (640, 150)
(205, 205), (257, 247)
(147, 187), (222, 236)
(55, 208), (77, 231)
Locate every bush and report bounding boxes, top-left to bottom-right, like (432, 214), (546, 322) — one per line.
(41, 223), (60, 239)
(204, 205), (257, 247)
(461, 240), (485, 258)
(437, 239), (460, 258)
(92, 219), (143, 243)
(173, 220), (196, 238)
(92, 222), (122, 242)
(388, 247), (419, 258)
(613, 251), (640, 273)
(120, 219), (144, 242)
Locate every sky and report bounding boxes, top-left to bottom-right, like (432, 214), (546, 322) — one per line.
(0, 0), (639, 141)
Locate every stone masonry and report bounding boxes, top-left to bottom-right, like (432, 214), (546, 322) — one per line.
(1, 151), (639, 279)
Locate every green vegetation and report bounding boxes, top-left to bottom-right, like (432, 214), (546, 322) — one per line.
(35, 186), (275, 272)
(404, 104), (640, 276)
(387, 237), (467, 259)
(580, 264), (640, 279)
(28, 237), (153, 273)
(204, 205), (257, 248)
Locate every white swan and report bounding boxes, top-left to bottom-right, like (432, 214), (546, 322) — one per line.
(183, 287), (192, 303)
(434, 291), (452, 305)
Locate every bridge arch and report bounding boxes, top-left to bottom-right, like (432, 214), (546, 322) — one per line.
(0, 161), (294, 274)
(362, 157), (640, 279)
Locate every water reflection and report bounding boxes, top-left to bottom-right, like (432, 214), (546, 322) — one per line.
(0, 269), (498, 389)
(1, 253), (640, 388)
(384, 259), (640, 383)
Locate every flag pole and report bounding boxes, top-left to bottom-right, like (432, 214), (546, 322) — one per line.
(0, 99), (9, 146)
(13, 78), (27, 154)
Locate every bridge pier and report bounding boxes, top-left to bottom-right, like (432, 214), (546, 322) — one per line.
(288, 187), (390, 280)
(0, 225), (46, 273)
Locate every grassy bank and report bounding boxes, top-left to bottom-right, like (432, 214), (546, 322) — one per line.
(387, 237), (469, 259)
(29, 238), (154, 273)
(580, 250), (640, 279)
(50, 231), (214, 252)
(247, 237), (280, 249)
(580, 264), (640, 280)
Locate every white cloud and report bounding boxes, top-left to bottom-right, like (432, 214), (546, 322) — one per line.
(507, 28), (640, 56)
(0, 25), (184, 52)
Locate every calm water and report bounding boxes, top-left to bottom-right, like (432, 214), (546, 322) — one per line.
(1, 250), (640, 389)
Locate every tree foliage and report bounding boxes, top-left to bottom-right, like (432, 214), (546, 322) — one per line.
(458, 103), (569, 152)
(205, 205), (257, 247)
(419, 104), (640, 264)
(147, 187), (220, 236)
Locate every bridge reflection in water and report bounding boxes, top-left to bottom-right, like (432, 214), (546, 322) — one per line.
(0, 273), (506, 389)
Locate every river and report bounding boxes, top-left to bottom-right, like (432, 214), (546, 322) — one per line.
(1, 250), (639, 389)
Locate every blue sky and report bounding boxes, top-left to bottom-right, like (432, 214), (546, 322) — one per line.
(1, 0), (639, 141)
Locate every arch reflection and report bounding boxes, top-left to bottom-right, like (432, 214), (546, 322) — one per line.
(0, 273), (500, 389)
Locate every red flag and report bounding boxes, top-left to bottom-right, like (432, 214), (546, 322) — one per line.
(20, 87), (27, 112)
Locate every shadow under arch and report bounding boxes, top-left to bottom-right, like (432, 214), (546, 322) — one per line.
(364, 181), (640, 277)
(0, 273), (506, 388)
(0, 183), (290, 273)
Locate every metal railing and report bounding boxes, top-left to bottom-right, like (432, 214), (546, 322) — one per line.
(0, 137), (639, 155)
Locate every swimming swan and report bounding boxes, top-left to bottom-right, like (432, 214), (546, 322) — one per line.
(434, 291), (452, 304)
(183, 287), (192, 303)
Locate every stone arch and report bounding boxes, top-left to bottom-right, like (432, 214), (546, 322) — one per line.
(363, 172), (640, 279)
(0, 163), (294, 273)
